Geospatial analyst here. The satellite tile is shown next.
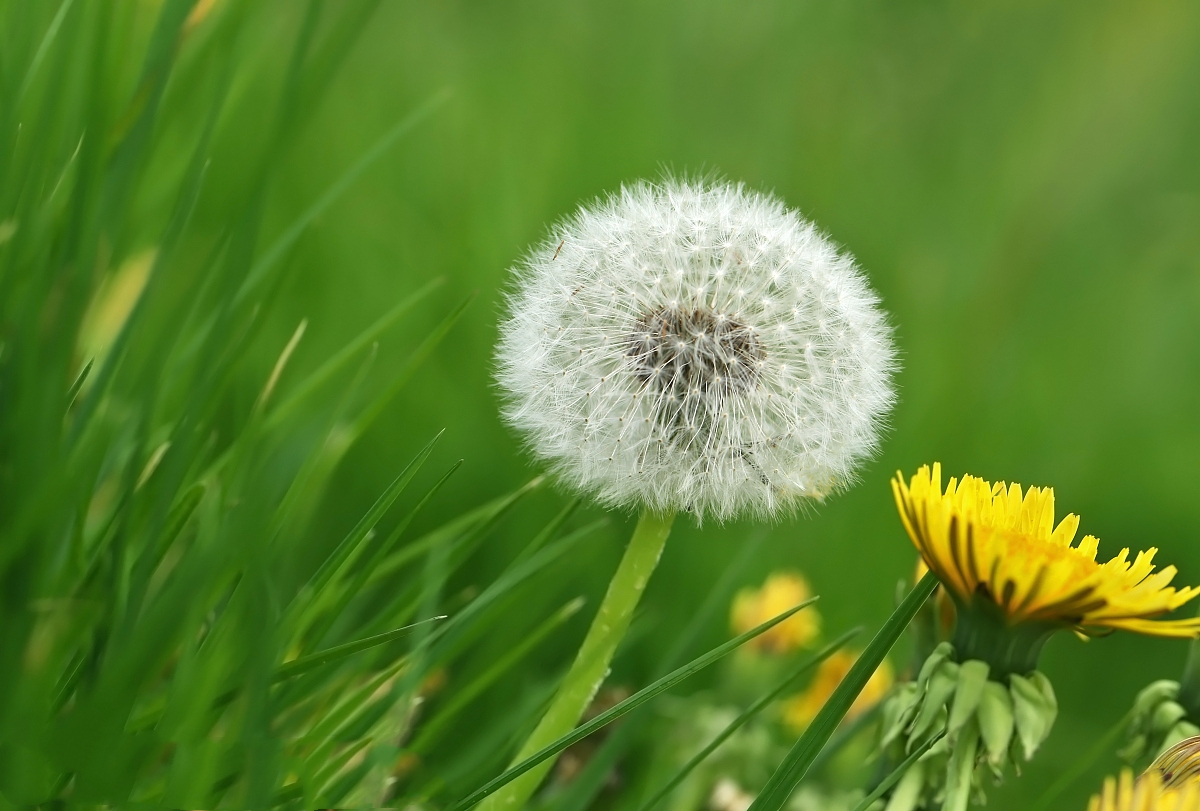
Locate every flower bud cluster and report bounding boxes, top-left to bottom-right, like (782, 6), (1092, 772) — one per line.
(1119, 680), (1200, 765)
(877, 642), (1058, 811)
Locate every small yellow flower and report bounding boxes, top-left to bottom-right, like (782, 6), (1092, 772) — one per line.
(782, 649), (893, 731)
(893, 464), (1200, 638)
(1088, 769), (1200, 811)
(731, 572), (820, 654)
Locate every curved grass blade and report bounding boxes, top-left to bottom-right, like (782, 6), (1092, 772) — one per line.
(409, 597), (586, 754)
(276, 616), (446, 682)
(638, 629), (862, 811)
(428, 519), (606, 659)
(447, 597), (821, 811)
(1028, 708), (1134, 811)
(747, 572), (939, 811)
(850, 731), (944, 811)
(65, 357), (92, 412)
(300, 459), (463, 652)
(368, 476), (546, 586)
(264, 277), (443, 430)
(286, 431), (444, 635)
(235, 90), (450, 304)
(346, 291), (476, 441)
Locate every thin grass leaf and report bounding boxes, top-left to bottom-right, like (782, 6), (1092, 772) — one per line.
(276, 616), (446, 682)
(286, 431), (444, 637)
(638, 629), (862, 811)
(65, 357), (92, 412)
(447, 597), (821, 811)
(409, 597), (586, 754)
(16, 0), (77, 103)
(1028, 708), (1134, 811)
(346, 291), (477, 441)
(427, 519), (606, 659)
(300, 460), (463, 652)
(264, 277), (443, 430)
(368, 476), (546, 586)
(747, 572), (939, 811)
(850, 731), (944, 811)
(234, 90), (451, 304)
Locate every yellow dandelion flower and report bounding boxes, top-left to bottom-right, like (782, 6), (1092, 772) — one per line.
(782, 649), (893, 731)
(731, 572), (821, 654)
(893, 464), (1200, 661)
(1088, 769), (1200, 811)
(1150, 736), (1200, 791)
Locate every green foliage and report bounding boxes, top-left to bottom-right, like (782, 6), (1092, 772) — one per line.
(4, 1), (1200, 809)
(0, 2), (565, 806)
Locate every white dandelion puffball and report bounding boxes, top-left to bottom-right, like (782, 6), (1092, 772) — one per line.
(496, 179), (896, 521)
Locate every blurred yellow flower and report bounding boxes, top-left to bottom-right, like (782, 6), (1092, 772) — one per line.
(894, 463), (1200, 638)
(1087, 768), (1200, 811)
(731, 572), (820, 654)
(782, 649), (893, 731)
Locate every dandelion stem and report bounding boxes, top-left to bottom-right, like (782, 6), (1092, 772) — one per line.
(482, 508), (675, 810)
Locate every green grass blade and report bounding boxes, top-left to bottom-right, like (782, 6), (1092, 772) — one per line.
(1028, 708), (1134, 811)
(301, 459), (463, 651)
(447, 597), (821, 811)
(275, 616), (446, 682)
(234, 90), (450, 305)
(851, 731), (944, 811)
(637, 629), (862, 811)
(287, 431), (443, 635)
(427, 519), (606, 659)
(16, 0), (77, 103)
(346, 292), (476, 441)
(409, 597), (586, 754)
(65, 357), (92, 412)
(747, 572), (939, 811)
(368, 476), (545, 586)
(263, 277), (443, 430)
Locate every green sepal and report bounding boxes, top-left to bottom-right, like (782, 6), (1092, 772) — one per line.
(942, 718), (980, 811)
(1150, 701), (1188, 735)
(918, 643), (955, 687)
(909, 660), (959, 745)
(882, 682), (923, 748)
(1010, 673), (1055, 760)
(977, 680), (1015, 767)
(884, 759), (927, 811)
(1132, 680), (1180, 718)
(948, 660), (990, 735)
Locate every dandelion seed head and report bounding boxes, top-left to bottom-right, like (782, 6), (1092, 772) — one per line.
(496, 179), (896, 520)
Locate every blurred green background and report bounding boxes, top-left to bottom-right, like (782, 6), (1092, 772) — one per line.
(179, 1), (1200, 806)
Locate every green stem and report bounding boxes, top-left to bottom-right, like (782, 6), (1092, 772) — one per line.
(482, 508), (675, 811)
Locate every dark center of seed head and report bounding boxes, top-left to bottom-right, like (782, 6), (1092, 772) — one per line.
(627, 306), (764, 406)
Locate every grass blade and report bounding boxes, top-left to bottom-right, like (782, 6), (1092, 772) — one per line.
(235, 90), (451, 305)
(409, 597), (586, 754)
(275, 616), (446, 682)
(747, 572), (939, 811)
(850, 731), (944, 811)
(447, 597), (821, 811)
(638, 629), (862, 811)
(264, 277), (443, 430)
(287, 431), (444, 635)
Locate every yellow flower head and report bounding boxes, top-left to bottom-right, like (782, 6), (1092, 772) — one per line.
(1150, 736), (1200, 792)
(893, 464), (1200, 639)
(1088, 769), (1200, 811)
(731, 572), (821, 654)
(782, 649), (893, 731)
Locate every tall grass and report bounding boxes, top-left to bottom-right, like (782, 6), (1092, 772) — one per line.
(0, 2), (585, 805)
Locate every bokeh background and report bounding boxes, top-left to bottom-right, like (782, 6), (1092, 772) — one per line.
(193, 2), (1200, 806)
